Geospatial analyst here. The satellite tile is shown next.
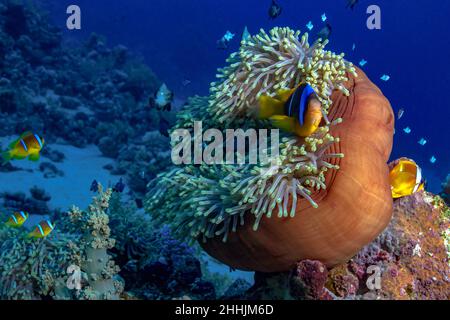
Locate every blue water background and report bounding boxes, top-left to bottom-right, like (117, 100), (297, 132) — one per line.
(39, 0), (450, 192)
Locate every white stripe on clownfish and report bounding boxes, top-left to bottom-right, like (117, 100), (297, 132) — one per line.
(20, 139), (28, 152)
(37, 224), (45, 236)
(34, 134), (43, 148)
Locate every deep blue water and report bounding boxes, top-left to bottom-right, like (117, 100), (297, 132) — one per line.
(39, 0), (450, 192)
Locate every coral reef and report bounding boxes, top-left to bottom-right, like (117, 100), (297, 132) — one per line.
(0, 0), (172, 197)
(243, 191), (450, 300)
(100, 192), (222, 300)
(147, 27), (394, 272)
(0, 187), (123, 300)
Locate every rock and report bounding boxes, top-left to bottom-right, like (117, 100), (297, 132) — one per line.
(172, 255), (202, 286)
(289, 260), (331, 300)
(30, 186), (51, 202)
(0, 161), (23, 172)
(41, 148), (65, 163)
(345, 191), (450, 300)
(140, 257), (172, 286)
(190, 280), (216, 300)
(221, 279), (253, 300)
(39, 162), (64, 178)
(1, 189), (50, 215)
(325, 264), (359, 298)
(98, 136), (120, 158)
(240, 191), (449, 300)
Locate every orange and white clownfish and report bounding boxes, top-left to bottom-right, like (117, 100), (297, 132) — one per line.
(257, 83), (323, 137)
(389, 158), (425, 199)
(27, 220), (55, 239)
(4, 211), (29, 228)
(2, 132), (45, 163)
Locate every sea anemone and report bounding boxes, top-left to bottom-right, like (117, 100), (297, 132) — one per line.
(201, 69), (395, 271)
(146, 27), (394, 272)
(209, 27), (355, 126)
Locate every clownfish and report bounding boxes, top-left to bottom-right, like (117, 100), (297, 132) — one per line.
(257, 83), (323, 137)
(2, 132), (45, 163)
(5, 211), (29, 228)
(389, 158), (425, 199)
(27, 220), (55, 239)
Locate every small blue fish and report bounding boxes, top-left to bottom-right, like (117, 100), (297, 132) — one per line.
(430, 156), (437, 164)
(268, 0), (282, 20)
(223, 31), (235, 42)
(397, 108), (405, 120)
(380, 74), (390, 81)
(90, 179), (99, 192)
(418, 138), (427, 146)
(306, 21), (314, 31)
(403, 127), (411, 134)
(352, 43), (356, 51)
(321, 13), (327, 22)
(217, 31), (235, 49)
(113, 178), (126, 193)
(241, 26), (251, 42)
(359, 59), (367, 67)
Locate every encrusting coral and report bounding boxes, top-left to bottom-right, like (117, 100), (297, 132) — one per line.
(242, 191), (449, 300)
(146, 26), (394, 272)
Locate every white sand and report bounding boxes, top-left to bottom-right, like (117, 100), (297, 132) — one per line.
(0, 141), (119, 211)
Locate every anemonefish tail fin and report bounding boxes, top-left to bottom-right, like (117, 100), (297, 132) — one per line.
(258, 95), (285, 119)
(269, 115), (296, 133)
(26, 231), (36, 239)
(7, 138), (18, 149)
(28, 152), (40, 162)
(2, 150), (13, 165)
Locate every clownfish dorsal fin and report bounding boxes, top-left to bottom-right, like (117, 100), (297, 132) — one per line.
(276, 88), (297, 103)
(20, 131), (33, 139)
(8, 138), (19, 149)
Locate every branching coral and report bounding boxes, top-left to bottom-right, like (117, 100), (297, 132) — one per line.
(67, 186), (122, 300)
(0, 231), (80, 299)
